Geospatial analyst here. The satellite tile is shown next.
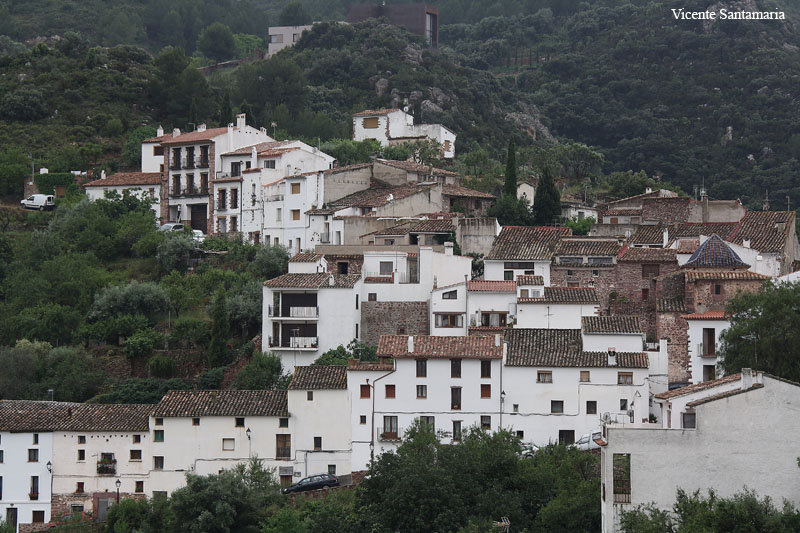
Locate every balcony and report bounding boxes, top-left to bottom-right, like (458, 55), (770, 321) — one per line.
(378, 427), (402, 442)
(29, 492), (39, 501)
(266, 194), (284, 202)
(698, 343), (716, 357)
(97, 459), (117, 475)
(184, 158), (195, 169)
(268, 336), (319, 349)
(363, 271), (419, 284)
(268, 305), (319, 318)
(170, 187), (209, 198)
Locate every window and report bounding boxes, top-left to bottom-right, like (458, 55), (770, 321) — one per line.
(520, 289), (529, 297)
(154, 430), (164, 442)
(76, 482), (84, 494)
(567, 281), (580, 287)
(641, 288), (649, 301)
(314, 437), (322, 451)
(130, 450), (142, 461)
(360, 384), (371, 399)
(291, 209), (300, 221)
(135, 481), (144, 493)
(516, 430), (524, 439)
(620, 399), (629, 411)
(132, 435), (141, 444)
(452, 420), (462, 441)
(276, 435), (291, 460)
(580, 370), (590, 382)
(383, 416), (399, 439)
(551, 400), (564, 414)
(416, 359), (427, 377)
(558, 430), (575, 445)
(28, 449), (38, 462)
(235, 417), (245, 427)
(78, 435), (86, 444)
(451, 387), (461, 410)
(586, 401), (597, 415)
(155, 417), (163, 426)
(505, 262), (536, 270)
(416, 385), (428, 398)
(230, 188), (239, 209)
(682, 412), (696, 429)
(192, 418), (200, 426)
(513, 403), (520, 413)
(217, 189), (228, 210)
(264, 159), (276, 169)
(592, 269), (600, 277)
(77, 449), (85, 461)
(30, 475), (39, 497)
(328, 464), (336, 475)
(442, 290), (457, 299)
(276, 208), (282, 222)
(420, 416), (435, 431)
(435, 313), (463, 328)
(291, 183), (301, 194)
(231, 162), (241, 177)
(33, 434), (38, 444)
(307, 391), (314, 401)
(269, 34), (283, 44)
(368, 293), (377, 301)
(360, 415), (367, 425)
(379, 261), (393, 275)
(154, 456), (164, 470)
(222, 438), (235, 451)
(480, 416), (491, 429)
(617, 372), (633, 385)
(503, 270), (514, 281)
(480, 384), (491, 398)
(537, 371), (553, 383)
(703, 365), (716, 382)
(451, 358), (461, 378)
(714, 283), (722, 296)
(356, 295), (359, 310)
(385, 384), (396, 398)
(0, 450), (3, 463)
(642, 264), (660, 278)
(703, 328), (716, 356)
(279, 417), (289, 428)
(481, 360), (491, 378)
(32, 511), (44, 523)
(362, 117), (379, 129)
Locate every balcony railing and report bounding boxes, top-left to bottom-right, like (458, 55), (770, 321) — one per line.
(97, 459), (117, 475)
(698, 343), (716, 357)
(29, 492), (39, 501)
(268, 305), (319, 318)
(170, 187), (209, 198)
(319, 232), (331, 244)
(378, 427), (402, 442)
(362, 271), (419, 284)
(644, 342), (659, 351)
(613, 480), (631, 503)
(268, 336), (319, 348)
(276, 447), (291, 461)
(266, 194), (284, 202)
(196, 157), (210, 168)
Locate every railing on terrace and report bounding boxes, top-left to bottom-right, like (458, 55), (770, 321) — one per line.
(289, 336), (318, 348)
(97, 459), (117, 475)
(268, 306), (319, 318)
(378, 427), (401, 442)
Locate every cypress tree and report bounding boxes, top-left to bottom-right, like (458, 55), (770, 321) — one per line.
(533, 166), (562, 225)
(208, 288), (230, 367)
(219, 89), (233, 126)
(503, 138), (517, 198)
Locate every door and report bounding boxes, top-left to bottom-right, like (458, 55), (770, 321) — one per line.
(190, 204), (207, 232)
(5, 508), (17, 528)
(97, 498), (111, 521)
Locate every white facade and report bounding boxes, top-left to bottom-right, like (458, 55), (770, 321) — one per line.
(516, 302), (599, 329)
(685, 317), (729, 384)
(601, 373), (798, 533)
(0, 431), (54, 530)
(85, 183), (160, 219)
(287, 387), (351, 478)
(484, 259), (551, 285)
(352, 109), (456, 158)
(267, 25), (312, 56)
(429, 282), (518, 336)
(562, 203), (598, 221)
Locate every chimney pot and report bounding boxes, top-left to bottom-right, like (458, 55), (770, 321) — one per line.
(236, 113), (246, 129)
(608, 348), (617, 366)
(197, 123), (206, 132)
(743, 239), (751, 248)
(407, 336), (414, 353)
(156, 125), (164, 137)
(328, 274), (335, 287)
(172, 128), (181, 137)
(741, 368), (754, 389)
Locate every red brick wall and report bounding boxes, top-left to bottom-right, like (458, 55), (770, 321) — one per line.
(551, 266), (616, 310)
(361, 301), (429, 346)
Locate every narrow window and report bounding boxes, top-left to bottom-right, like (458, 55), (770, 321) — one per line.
(641, 288), (649, 301)
(360, 384), (371, 399)
(77, 450), (85, 461)
(451, 387), (461, 410)
(328, 464), (336, 475)
(314, 437), (322, 451)
(452, 420), (462, 441)
(135, 481), (144, 493)
(385, 384), (395, 398)
(76, 482), (84, 494)
(620, 399), (629, 411)
(481, 360), (491, 378)
(154, 456), (164, 470)
(416, 359), (427, 378)
(154, 430), (164, 442)
(307, 391), (313, 401)
(480, 384), (491, 398)
(33, 434), (39, 445)
(451, 358), (461, 378)
(359, 415), (367, 425)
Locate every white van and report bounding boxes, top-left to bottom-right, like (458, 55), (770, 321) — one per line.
(20, 194), (55, 211)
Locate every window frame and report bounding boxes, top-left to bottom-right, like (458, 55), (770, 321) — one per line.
(416, 384), (428, 399)
(551, 400), (564, 414)
(360, 384), (371, 399)
(416, 359), (427, 378)
(480, 383), (491, 398)
(537, 371), (553, 384)
(580, 370), (590, 382)
(480, 360), (492, 378)
(385, 384), (396, 398)
(450, 358), (461, 378)
(617, 372), (634, 385)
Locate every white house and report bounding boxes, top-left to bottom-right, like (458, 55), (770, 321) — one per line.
(267, 25), (313, 56)
(262, 272), (363, 367)
(83, 172), (161, 219)
(503, 327), (650, 447)
(352, 108), (456, 158)
(484, 226), (571, 284)
(286, 366), (351, 480)
(516, 287), (600, 329)
(148, 390), (291, 495)
(682, 310), (729, 384)
(600, 371), (799, 533)
(429, 280), (518, 336)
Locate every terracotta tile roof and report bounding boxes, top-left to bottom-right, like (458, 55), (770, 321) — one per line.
(58, 404), (151, 432)
(160, 127), (229, 145)
(619, 247), (678, 263)
(684, 235), (749, 269)
(504, 329), (648, 367)
(684, 271), (770, 282)
(353, 108), (401, 117)
(731, 211), (795, 253)
(555, 238), (621, 256)
(143, 132), (173, 143)
(681, 310), (729, 320)
(213, 176), (243, 183)
(518, 287), (598, 304)
(467, 280), (516, 292)
(376, 159), (460, 177)
(657, 297), (687, 313)
(517, 275), (544, 285)
(441, 184), (495, 199)
(629, 225), (667, 245)
(84, 172), (161, 188)
(306, 207), (340, 215)
(582, 316), (642, 334)
(290, 252), (323, 263)
(486, 226), (572, 261)
(605, 189), (675, 206)
(0, 400), (82, 431)
(329, 183), (432, 208)
(326, 162), (373, 175)
(264, 273), (361, 289)
(602, 208), (642, 217)
(411, 219), (455, 233)
(654, 373), (742, 400)
(377, 335), (503, 359)
(222, 141), (295, 156)
(374, 223), (414, 236)
(469, 326), (508, 333)
(676, 238), (700, 254)
(347, 360), (395, 371)
(153, 390), (288, 417)
(289, 366), (347, 390)
(671, 222), (740, 241)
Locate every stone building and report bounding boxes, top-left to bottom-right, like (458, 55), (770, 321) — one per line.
(549, 237), (623, 309)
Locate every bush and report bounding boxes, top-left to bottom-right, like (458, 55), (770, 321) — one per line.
(169, 317), (210, 348)
(133, 230), (164, 258)
(250, 245), (289, 279)
(104, 118), (124, 136)
(89, 281), (170, 323)
(147, 354), (176, 378)
(81, 314), (149, 344)
(231, 352), (290, 390)
(198, 367), (226, 389)
(157, 232), (196, 273)
(124, 328), (164, 359)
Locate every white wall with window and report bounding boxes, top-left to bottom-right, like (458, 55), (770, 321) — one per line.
(0, 431), (54, 529)
(484, 259), (552, 285)
(686, 317), (729, 384)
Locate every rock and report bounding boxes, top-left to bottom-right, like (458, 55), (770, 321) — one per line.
(721, 126), (733, 147)
(409, 90), (423, 103)
(757, 85), (768, 94)
(784, 43), (799, 52)
(420, 100), (443, 115)
(368, 74), (381, 86)
(375, 78), (390, 97)
(506, 102), (556, 143)
(402, 44), (423, 65)
(428, 87), (450, 106)
(761, 146), (774, 158)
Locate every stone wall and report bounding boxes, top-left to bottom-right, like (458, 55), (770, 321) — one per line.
(456, 217), (499, 256)
(642, 197), (692, 223)
(361, 301), (429, 346)
(688, 278), (764, 313)
(551, 266), (616, 310)
(656, 311), (689, 384)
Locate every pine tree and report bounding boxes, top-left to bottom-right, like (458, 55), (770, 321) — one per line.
(208, 288), (230, 367)
(188, 96), (198, 129)
(239, 100), (253, 127)
(219, 89), (233, 126)
(533, 166), (561, 225)
(503, 137), (517, 198)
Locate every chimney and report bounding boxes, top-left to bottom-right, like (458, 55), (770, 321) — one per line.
(101, 169), (107, 180)
(494, 334), (501, 347)
(251, 147), (258, 169)
(645, 187), (653, 194)
(260, 126), (267, 135)
(662, 227), (669, 247)
(607, 348), (617, 366)
(156, 125), (164, 137)
(172, 127), (181, 137)
(741, 368), (753, 389)
(227, 123), (234, 137)
(328, 274), (335, 287)
(197, 123), (207, 132)
(444, 242), (454, 256)
(407, 336), (414, 353)
(743, 238), (751, 249)
(236, 113), (246, 129)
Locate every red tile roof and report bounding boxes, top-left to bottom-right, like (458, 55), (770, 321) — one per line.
(619, 247), (677, 263)
(555, 238), (621, 256)
(153, 390), (288, 417)
(143, 132), (173, 143)
(686, 384), (762, 407)
(654, 373), (741, 400)
(58, 404), (152, 432)
(329, 183), (433, 208)
(264, 273), (361, 288)
(160, 127), (229, 145)
(676, 238), (700, 254)
(84, 172), (161, 187)
(377, 335), (503, 359)
(486, 226), (572, 261)
(467, 280), (516, 293)
(222, 141), (295, 156)
(731, 211), (795, 253)
(517, 275), (544, 286)
(629, 225), (667, 245)
(411, 219), (456, 233)
(290, 252), (323, 263)
(671, 222), (740, 241)
(681, 310), (728, 320)
(684, 271), (770, 282)
(441, 183), (495, 199)
(326, 162), (373, 174)
(518, 287), (598, 304)
(353, 108), (401, 117)
(657, 298), (687, 313)
(582, 316), (642, 334)
(684, 235), (749, 269)
(0, 400), (82, 431)
(376, 159), (460, 177)
(289, 366), (347, 390)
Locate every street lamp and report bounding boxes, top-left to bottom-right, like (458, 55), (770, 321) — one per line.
(246, 428), (252, 440)
(46, 461), (52, 473)
(115, 478), (121, 504)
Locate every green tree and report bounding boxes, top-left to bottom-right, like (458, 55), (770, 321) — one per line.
(106, 496), (174, 532)
(606, 170), (654, 199)
(197, 23), (236, 62)
(157, 233), (196, 273)
(313, 340), (378, 366)
(486, 194), (534, 226)
(227, 280), (262, 338)
(533, 166), (561, 225)
(208, 288), (230, 367)
(0, 87), (48, 121)
(0, 147), (30, 196)
(89, 378), (190, 404)
(565, 216), (595, 236)
(231, 352), (290, 390)
(89, 281), (170, 324)
(250, 244), (289, 279)
(220, 89), (233, 126)
(122, 126), (157, 169)
(279, 1), (311, 26)
(504, 137), (517, 197)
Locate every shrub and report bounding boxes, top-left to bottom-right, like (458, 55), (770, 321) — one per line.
(147, 354), (176, 378)
(89, 281), (170, 323)
(104, 118), (124, 136)
(133, 231), (164, 258)
(198, 367), (226, 389)
(124, 328), (164, 359)
(81, 314), (149, 344)
(169, 317), (209, 348)
(157, 233), (196, 273)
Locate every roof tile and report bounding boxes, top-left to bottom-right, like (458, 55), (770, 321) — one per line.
(504, 329), (648, 368)
(654, 373), (741, 400)
(467, 280), (516, 293)
(486, 226), (571, 261)
(619, 247), (678, 263)
(684, 235), (749, 269)
(153, 390), (288, 417)
(264, 273), (361, 289)
(555, 238), (621, 256)
(519, 287), (598, 304)
(377, 335), (503, 359)
(84, 172), (161, 188)
(289, 366), (347, 390)
(582, 316), (642, 334)
(517, 275), (544, 286)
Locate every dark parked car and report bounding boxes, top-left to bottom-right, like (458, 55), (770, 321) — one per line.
(282, 473), (339, 494)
